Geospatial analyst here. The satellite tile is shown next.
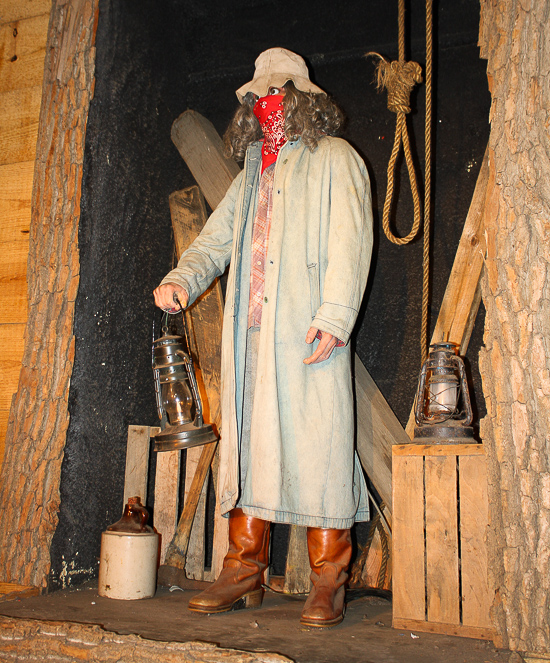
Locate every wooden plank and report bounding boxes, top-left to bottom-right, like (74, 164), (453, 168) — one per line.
(392, 617), (496, 641)
(0, 86), (41, 165)
(0, 237), (29, 324)
(392, 454), (425, 621)
(425, 455), (460, 625)
(184, 445), (206, 580)
(123, 425), (153, 508)
(171, 110), (241, 211)
(459, 454), (492, 628)
(0, 409), (8, 469)
(0, 1), (51, 24)
(169, 186), (228, 578)
(0, 14), (49, 93)
(0, 161), (33, 242)
(355, 355), (409, 510)
(0, 582), (39, 602)
(393, 443), (485, 457)
(154, 449), (181, 564)
(406, 149), (489, 438)
(0, 324), (25, 410)
(283, 526), (311, 594)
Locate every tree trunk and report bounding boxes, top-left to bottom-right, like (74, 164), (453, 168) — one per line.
(479, 0), (550, 652)
(0, 0), (98, 588)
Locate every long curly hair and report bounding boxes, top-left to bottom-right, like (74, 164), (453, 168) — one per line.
(223, 80), (344, 162)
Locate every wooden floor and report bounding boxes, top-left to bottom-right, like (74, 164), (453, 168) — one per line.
(0, 582), (510, 663)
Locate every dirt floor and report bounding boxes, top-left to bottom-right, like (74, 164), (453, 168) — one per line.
(0, 582), (511, 663)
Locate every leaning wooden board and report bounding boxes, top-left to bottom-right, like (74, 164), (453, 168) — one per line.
(169, 186), (229, 580)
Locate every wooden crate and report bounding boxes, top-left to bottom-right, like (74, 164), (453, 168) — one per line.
(392, 443), (496, 641)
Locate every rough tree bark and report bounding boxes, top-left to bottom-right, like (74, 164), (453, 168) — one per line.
(0, 0), (98, 588)
(479, 0), (550, 653)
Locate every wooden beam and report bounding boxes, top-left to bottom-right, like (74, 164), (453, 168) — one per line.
(405, 148), (489, 438)
(171, 110), (241, 211)
(0, 0), (99, 588)
(167, 185), (228, 578)
(354, 355), (409, 510)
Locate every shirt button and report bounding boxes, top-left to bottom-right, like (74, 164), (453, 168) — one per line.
(257, 260), (261, 265)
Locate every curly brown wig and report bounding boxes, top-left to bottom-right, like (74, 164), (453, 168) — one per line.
(223, 80), (344, 162)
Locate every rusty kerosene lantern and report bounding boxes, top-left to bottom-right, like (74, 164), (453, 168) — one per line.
(152, 303), (217, 452)
(413, 342), (475, 444)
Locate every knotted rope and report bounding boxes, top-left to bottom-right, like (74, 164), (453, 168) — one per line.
(366, 0), (434, 364)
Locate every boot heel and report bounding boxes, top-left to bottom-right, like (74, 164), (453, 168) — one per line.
(244, 588), (263, 608)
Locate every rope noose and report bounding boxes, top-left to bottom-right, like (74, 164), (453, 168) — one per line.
(367, 0), (433, 364)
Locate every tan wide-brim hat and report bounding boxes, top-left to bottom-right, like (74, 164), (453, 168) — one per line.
(236, 48), (325, 102)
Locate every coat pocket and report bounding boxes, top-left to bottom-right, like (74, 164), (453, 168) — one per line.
(307, 263), (321, 320)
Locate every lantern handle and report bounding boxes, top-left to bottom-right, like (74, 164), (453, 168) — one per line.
(414, 361), (429, 425)
(454, 355), (473, 426)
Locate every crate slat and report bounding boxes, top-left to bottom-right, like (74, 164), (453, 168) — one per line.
(392, 454), (425, 621)
(459, 454), (492, 628)
(425, 455), (460, 625)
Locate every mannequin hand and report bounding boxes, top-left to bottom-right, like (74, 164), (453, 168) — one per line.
(304, 327), (338, 364)
(153, 283), (189, 313)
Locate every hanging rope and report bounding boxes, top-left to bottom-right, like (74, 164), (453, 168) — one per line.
(366, 0), (433, 364)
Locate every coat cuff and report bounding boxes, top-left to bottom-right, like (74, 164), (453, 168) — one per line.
(311, 301), (357, 346)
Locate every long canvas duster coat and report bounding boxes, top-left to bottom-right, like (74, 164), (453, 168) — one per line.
(161, 136), (373, 528)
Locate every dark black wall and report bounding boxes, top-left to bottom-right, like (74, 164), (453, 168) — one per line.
(49, 0), (490, 589)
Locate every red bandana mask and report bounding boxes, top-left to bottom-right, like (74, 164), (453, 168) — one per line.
(253, 94), (287, 172)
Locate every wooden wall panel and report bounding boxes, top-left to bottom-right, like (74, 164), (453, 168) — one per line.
(0, 86), (42, 165)
(0, 162), (33, 242)
(0, 324), (25, 410)
(0, 14), (49, 93)
(0, 0), (51, 23)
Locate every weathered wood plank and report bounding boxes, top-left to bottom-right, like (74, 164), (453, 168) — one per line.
(0, 582), (39, 602)
(355, 355), (409, 510)
(0, 1), (51, 24)
(154, 449), (181, 564)
(0, 324), (25, 410)
(0, 161), (33, 242)
(0, 86), (41, 165)
(393, 443), (485, 457)
(0, 238), (29, 324)
(123, 425), (153, 508)
(0, 14), (49, 93)
(168, 186), (227, 577)
(184, 446), (206, 580)
(392, 617), (497, 642)
(283, 526), (310, 594)
(425, 455), (460, 625)
(392, 454), (425, 621)
(0, 409), (8, 468)
(460, 453), (492, 628)
(406, 149), (489, 438)
(171, 110), (241, 211)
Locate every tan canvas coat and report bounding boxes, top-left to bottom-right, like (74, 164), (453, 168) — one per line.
(161, 136), (373, 528)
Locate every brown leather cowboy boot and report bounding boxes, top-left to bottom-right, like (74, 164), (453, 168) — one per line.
(300, 527), (352, 627)
(188, 508), (270, 614)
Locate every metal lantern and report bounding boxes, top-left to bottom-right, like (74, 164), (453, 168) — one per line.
(413, 342), (475, 444)
(152, 318), (217, 452)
